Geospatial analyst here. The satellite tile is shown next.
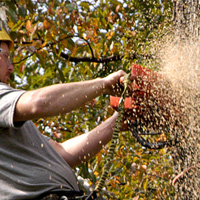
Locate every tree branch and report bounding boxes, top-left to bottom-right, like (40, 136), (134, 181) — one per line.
(59, 51), (124, 63)
(59, 51), (155, 63)
(52, 35), (95, 58)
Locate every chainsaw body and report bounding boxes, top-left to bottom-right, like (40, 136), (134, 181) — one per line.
(110, 64), (169, 149)
(110, 64), (159, 113)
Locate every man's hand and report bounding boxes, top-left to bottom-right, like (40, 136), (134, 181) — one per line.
(103, 70), (127, 96)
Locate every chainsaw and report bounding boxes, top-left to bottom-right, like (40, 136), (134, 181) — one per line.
(110, 64), (171, 149)
(86, 64), (173, 200)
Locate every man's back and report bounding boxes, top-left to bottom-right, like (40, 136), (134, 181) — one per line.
(0, 83), (80, 200)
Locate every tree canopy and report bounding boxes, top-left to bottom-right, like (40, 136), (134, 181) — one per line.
(1, 0), (175, 199)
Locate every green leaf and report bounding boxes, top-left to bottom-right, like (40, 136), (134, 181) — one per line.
(65, 3), (76, 12)
(80, 2), (92, 10)
(56, 67), (65, 83)
(18, 5), (27, 17)
(6, 9), (18, 23)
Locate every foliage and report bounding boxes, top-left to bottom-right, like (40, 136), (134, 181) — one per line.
(2, 0), (174, 199)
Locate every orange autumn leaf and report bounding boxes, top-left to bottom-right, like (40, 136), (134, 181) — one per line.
(44, 19), (50, 30)
(106, 31), (114, 40)
(26, 20), (33, 32)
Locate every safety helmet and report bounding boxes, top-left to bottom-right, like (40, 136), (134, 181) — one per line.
(0, 27), (14, 50)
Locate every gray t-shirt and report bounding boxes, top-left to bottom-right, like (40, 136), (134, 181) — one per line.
(0, 83), (80, 200)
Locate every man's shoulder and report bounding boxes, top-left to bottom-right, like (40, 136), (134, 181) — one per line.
(0, 82), (10, 87)
(0, 83), (14, 96)
(0, 83), (25, 105)
(0, 83), (24, 93)
(0, 82), (13, 90)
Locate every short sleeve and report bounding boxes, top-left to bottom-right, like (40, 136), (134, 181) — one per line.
(0, 83), (26, 128)
(42, 134), (51, 142)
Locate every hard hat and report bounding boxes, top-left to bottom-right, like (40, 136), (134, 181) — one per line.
(0, 27), (14, 50)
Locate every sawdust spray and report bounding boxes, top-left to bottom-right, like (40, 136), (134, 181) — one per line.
(156, 37), (200, 199)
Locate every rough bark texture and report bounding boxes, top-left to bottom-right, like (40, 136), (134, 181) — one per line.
(171, 1), (200, 199)
(173, 0), (200, 38)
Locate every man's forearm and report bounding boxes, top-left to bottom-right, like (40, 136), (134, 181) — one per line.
(14, 78), (106, 122)
(57, 112), (118, 168)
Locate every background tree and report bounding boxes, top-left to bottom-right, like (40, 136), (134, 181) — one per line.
(173, 0), (200, 38)
(169, 0), (200, 199)
(0, 0), (177, 199)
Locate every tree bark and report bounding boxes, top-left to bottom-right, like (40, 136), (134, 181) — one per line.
(171, 1), (200, 199)
(173, 0), (200, 38)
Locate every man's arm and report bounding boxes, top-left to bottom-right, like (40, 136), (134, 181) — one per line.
(49, 112), (118, 168)
(14, 70), (126, 122)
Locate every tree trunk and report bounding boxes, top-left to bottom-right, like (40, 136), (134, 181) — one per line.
(173, 0), (200, 38)
(171, 1), (200, 199)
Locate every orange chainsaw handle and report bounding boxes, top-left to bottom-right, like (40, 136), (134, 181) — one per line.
(110, 64), (158, 113)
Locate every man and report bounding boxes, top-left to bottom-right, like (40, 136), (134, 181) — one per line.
(0, 27), (126, 200)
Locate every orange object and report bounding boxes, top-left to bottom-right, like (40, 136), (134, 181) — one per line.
(110, 96), (132, 110)
(110, 64), (170, 149)
(110, 64), (160, 113)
